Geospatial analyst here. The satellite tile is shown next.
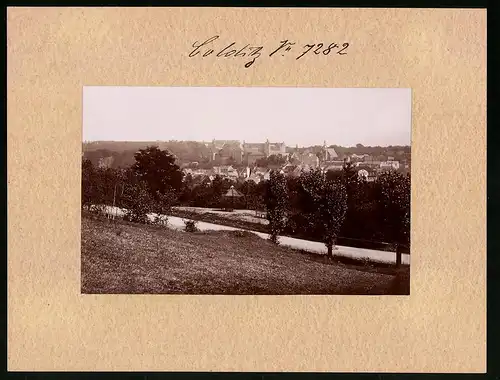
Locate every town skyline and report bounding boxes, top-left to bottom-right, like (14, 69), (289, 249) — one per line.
(83, 87), (411, 147)
(83, 138), (411, 148)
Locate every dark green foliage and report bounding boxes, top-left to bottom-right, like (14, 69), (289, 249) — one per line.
(151, 190), (177, 226)
(376, 171), (411, 265)
(132, 146), (184, 197)
(81, 159), (125, 214)
(376, 171), (411, 243)
(81, 159), (95, 209)
(299, 169), (348, 256)
(211, 175), (232, 206)
(81, 148), (411, 252)
(121, 181), (154, 224)
(265, 171), (288, 244)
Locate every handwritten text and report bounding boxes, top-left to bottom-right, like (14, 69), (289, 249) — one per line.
(188, 36), (350, 68)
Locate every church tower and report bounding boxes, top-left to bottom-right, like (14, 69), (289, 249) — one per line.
(322, 140), (328, 162)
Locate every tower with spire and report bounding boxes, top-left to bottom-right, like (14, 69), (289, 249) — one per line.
(321, 140), (339, 163)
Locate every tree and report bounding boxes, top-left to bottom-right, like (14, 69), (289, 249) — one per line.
(151, 189), (177, 225)
(376, 171), (411, 266)
(81, 159), (95, 210)
(211, 175), (232, 207)
(341, 161), (357, 183)
(132, 146), (184, 199)
(300, 169), (348, 257)
(265, 170), (288, 244)
(85, 166), (121, 214)
(121, 181), (154, 224)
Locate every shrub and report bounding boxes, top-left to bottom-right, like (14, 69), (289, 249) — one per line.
(151, 214), (169, 226)
(150, 189), (177, 227)
(184, 219), (199, 232)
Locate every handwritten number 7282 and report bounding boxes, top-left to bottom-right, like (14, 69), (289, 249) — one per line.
(296, 42), (349, 60)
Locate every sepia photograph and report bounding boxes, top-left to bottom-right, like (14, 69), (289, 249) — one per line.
(82, 86), (411, 295)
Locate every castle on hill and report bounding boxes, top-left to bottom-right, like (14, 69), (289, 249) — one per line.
(205, 139), (339, 167)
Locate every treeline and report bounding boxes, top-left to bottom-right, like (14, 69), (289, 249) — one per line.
(83, 141), (212, 168)
(82, 146), (411, 263)
(82, 141), (411, 169)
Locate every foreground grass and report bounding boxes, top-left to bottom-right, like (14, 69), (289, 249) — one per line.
(81, 214), (409, 295)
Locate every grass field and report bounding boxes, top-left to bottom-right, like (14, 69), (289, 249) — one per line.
(81, 214), (410, 295)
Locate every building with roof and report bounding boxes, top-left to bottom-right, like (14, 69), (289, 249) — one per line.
(324, 161), (345, 172)
(380, 160), (400, 171)
(98, 156), (114, 168)
(207, 139), (287, 166)
(320, 141), (339, 162)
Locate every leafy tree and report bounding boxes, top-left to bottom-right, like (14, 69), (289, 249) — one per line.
(188, 181), (212, 207)
(285, 175), (319, 238)
(242, 180), (266, 211)
(121, 181), (154, 224)
(341, 161), (357, 183)
(325, 169), (343, 183)
(211, 175), (232, 207)
(151, 190), (178, 225)
(376, 171), (411, 266)
(265, 170), (288, 244)
(81, 159), (95, 210)
(300, 169), (348, 257)
(88, 166), (121, 214)
(132, 146), (184, 199)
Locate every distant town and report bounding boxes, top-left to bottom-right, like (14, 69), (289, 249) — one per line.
(83, 139), (411, 184)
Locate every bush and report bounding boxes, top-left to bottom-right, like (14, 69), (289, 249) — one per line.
(184, 219), (199, 232)
(151, 214), (169, 226)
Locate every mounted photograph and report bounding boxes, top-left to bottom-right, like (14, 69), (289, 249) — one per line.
(81, 86), (411, 295)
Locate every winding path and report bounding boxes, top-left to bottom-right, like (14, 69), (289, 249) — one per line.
(101, 206), (411, 265)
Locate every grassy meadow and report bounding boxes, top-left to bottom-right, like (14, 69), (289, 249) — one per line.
(81, 213), (410, 295)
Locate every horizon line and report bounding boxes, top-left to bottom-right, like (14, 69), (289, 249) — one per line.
(82, 139), (411, 147)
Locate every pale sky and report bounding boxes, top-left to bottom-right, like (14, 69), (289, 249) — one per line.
(83, 87), (411, 147)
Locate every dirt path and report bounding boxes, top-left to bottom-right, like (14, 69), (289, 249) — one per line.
(100, 205), (410, 265)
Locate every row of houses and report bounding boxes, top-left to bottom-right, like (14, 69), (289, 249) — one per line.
(183, 158), (408, 185)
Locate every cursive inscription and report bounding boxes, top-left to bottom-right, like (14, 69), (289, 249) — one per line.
(188, 36), (350, 68)
(189, 36), (264, 68)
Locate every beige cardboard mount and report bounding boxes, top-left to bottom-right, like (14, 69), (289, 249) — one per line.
(7, 7), (486, 372)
